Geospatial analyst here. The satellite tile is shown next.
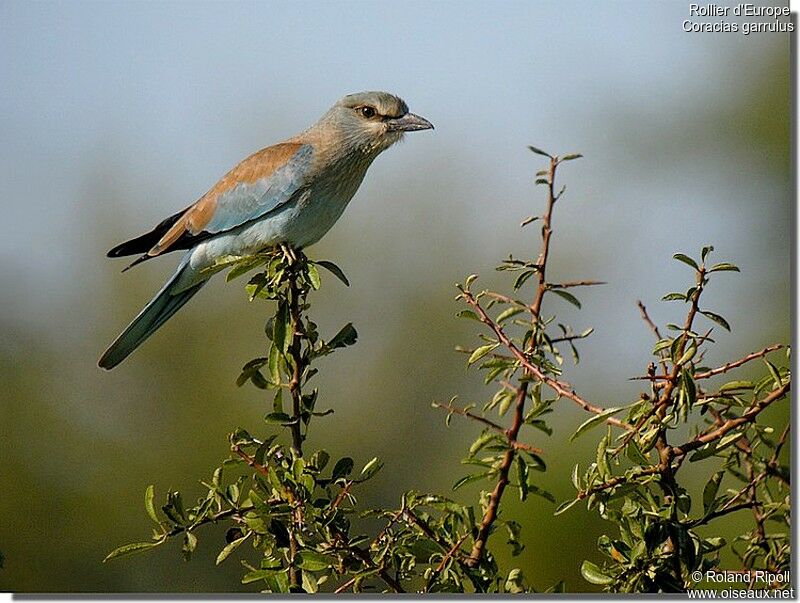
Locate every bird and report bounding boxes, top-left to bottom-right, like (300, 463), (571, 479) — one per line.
(99, 91), (433, 370)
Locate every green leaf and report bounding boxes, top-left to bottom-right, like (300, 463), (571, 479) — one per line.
(550, 289), (581, 309)
(554, 498), (580, 516)
(273, 301), (289, 352)
(516, 456), (529, 501)
(328, 323), (358, 350)
(453, 473), (487, 491)
(469, 431), (496, 455)
(709, 262), (740, 273)
(690, 434), (744, 462)
(764, 358), (783, 388)
(410, 538), (441, 563)
(701, 245), (714, 262)
(702, 537), (726, 553)
(249, 370), (269, 390)
(359, 457), (383, 480)
(497, 306), (524, 323)
(264, 412), (295, 425)
(719, 380), (753, 392)
(676, 342), (697, 367)
(297, 551), (334, 571)
(570, 407), (623, 441)
(689, 442), (719, 462)
(456, 309), (481, 321)
(546, 580), (566, 593)
(181, 532), (197, 561)
(527, 483), (556, 503)
(272, 389), (284, 414)
(625, 440), (651, 465)
(580, 560), (613, 585)
(331, 457), (354, 480)
(560, 153), (583, 162)
(528, 145), (552, 158)
(237, 357), (268, 387)
(497, 390), (514, 416)
(144, 485), (159, 524)
(653, 338), (673, 355)
(513, 270), (536, 290)
(268, 343), (280, 384)
(661, 292), (686, 301)
(308, 450), (329, 472)
(718, 431), (744, 450)
(314, 260), (349, 286)
(468, 343), (499, 365)
(673, 253), (699, 270)
(103, 541), (161, 562)
(505, 568), (526, 593)
(226, 257), (262, 282)
(703, 471), (724, 515)
(216, 534), (249, 565)
(242, 569), (280, 584)
(700, 310), (731, 331)
(306, 264), (321, 290)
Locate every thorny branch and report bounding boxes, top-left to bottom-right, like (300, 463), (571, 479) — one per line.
(463, 153), (613, 568)
(460, 289), (631, 432)
(432, 400), (543, 454)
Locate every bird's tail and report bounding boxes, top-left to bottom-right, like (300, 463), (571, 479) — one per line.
(99, 259), (207, 370)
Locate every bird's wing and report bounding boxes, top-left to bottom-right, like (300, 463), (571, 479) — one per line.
(146, 142), (314, 258)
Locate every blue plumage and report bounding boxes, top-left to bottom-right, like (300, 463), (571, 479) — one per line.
(204, 144), (315, 233)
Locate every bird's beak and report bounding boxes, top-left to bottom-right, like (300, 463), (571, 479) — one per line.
(387, 112), (434, 132)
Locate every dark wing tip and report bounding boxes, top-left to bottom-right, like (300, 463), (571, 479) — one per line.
(107, 244), (127, 258)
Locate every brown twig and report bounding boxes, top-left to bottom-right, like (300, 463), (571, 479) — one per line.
(649, 268), (705, 583)
(431, 401), (543, 454)
(331, 509), (406, 593)
(425, 532), (470, 591)
(577, 465), (662, 500)
(165, 506), (252, 538)
(460, 290), (632, 431)
(636, 300), (663, 340)
(328, 480), (355, 513)
(402, 508), (468, 565)
(464, 156), (563, 568)
(466, 384), (528, 567)
(688, 502), (757, 527)
(548, 280), (607, 289)
(286, 267), (306, 456)
(483, 291), (529, 308)
(694, 345), (784, 380)
(432, 401), (507, 434)
(231, 443), (271, 480)
(232, 441), (305, 586)
(670, 382), (790, 458)
(331, 542), (404, 593)
(550, 331), (593, 344)
(284, 257), (311, 588)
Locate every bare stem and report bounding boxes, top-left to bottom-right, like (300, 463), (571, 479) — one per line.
(466, 154), (559, 568)
(694, 345), (784, 380)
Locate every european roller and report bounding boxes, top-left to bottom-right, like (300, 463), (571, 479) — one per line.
(99, 91), (432, 369)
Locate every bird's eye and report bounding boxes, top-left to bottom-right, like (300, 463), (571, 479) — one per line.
(359, 106), (376, 119)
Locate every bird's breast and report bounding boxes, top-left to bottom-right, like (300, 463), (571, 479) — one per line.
(188, 155), (373, 271)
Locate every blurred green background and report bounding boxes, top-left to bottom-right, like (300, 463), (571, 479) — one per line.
(0, 0), (790, 593)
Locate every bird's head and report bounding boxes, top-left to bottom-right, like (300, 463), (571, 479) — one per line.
(317, 91), (433, 155)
